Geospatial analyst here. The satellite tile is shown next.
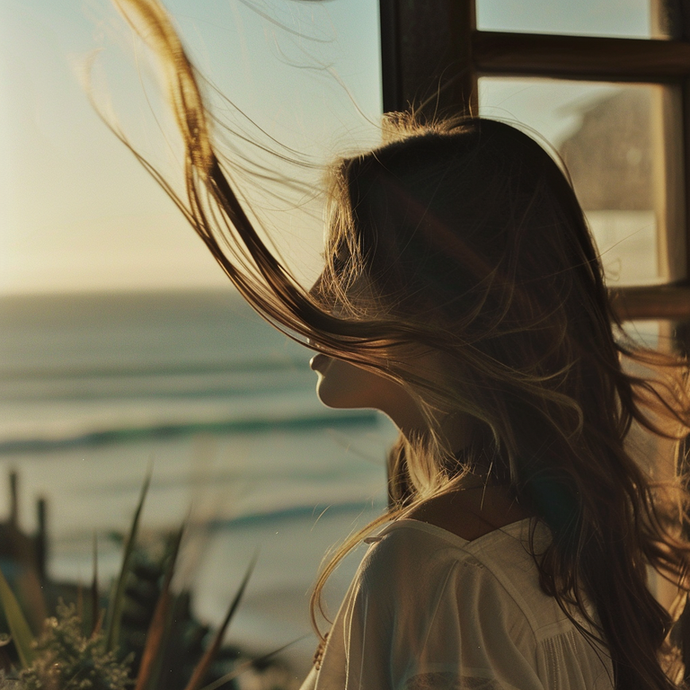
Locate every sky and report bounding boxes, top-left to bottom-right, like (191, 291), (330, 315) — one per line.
(1, 0), (656, 295)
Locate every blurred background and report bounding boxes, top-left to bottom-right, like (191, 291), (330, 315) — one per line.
(0, 0), (681, 683)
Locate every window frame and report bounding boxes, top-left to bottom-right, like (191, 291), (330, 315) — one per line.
(378, 0), (690, 321)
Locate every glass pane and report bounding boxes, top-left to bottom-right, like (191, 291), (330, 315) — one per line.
(476, 0), (677, 40)
(621, 320), (662, 349)
(479, 78), (684, 286)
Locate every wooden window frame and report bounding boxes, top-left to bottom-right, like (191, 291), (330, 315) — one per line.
(378, 0), (690, 321)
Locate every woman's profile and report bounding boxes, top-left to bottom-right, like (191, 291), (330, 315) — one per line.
(107, 1), (690, 688)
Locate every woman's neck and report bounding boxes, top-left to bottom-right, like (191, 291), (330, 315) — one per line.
(405, 484), (533, 541)
(394, 407), (476, 457)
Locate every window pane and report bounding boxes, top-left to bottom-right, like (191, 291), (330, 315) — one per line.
(479, 78), (684, 286)
(476, 0), (676, 40)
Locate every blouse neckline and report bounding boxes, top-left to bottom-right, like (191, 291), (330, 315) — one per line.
(367, 516), (535, 550)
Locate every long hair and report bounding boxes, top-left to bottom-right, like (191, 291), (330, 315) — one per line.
(107, 2), (690, 687)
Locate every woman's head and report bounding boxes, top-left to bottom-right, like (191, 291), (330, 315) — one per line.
(313, 117), (619, 492)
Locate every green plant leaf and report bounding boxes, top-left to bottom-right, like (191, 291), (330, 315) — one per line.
(105, 469), (151, 652)
(0, 566), (35, 668)
(183, 553), (257, 690)
(135, 524), (185, 690)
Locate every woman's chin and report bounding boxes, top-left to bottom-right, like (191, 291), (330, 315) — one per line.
(315, 385), (348, 409)
(315, 381), (368, 410)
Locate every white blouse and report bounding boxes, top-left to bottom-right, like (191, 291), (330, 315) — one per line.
(301, 518), (613, 690)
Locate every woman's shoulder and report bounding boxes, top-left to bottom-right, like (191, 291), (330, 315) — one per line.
(359, 515), (563, 636)
(362, 484), (541, 579)
(364, 514), (543, 566)
(360, 515), (539, 589)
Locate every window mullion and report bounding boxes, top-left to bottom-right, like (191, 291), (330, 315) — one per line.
(473, 32), (690, 81)
(379, 0), (477, 119)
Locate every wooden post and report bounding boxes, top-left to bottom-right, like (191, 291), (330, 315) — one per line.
(379, 0), (477, 119)
(36, 497), (47, 583)
(662, 0), (690, 286)
(9, 471), (18, 528)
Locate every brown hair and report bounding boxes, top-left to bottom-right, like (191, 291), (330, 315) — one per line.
(107, 1), (690, 687)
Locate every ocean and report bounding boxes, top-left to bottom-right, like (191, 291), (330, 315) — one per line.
(0, 289), (398, 677)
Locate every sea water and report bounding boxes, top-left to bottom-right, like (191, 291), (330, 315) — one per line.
(0, 289), (398, 676)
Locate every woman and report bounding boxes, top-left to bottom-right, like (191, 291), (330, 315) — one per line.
(109, 1), (690, 687)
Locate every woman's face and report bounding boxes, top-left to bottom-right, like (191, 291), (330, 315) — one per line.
(309, 353), (427, 432)
(308, 265), (426, 430)
(310, 353), (392, 410)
